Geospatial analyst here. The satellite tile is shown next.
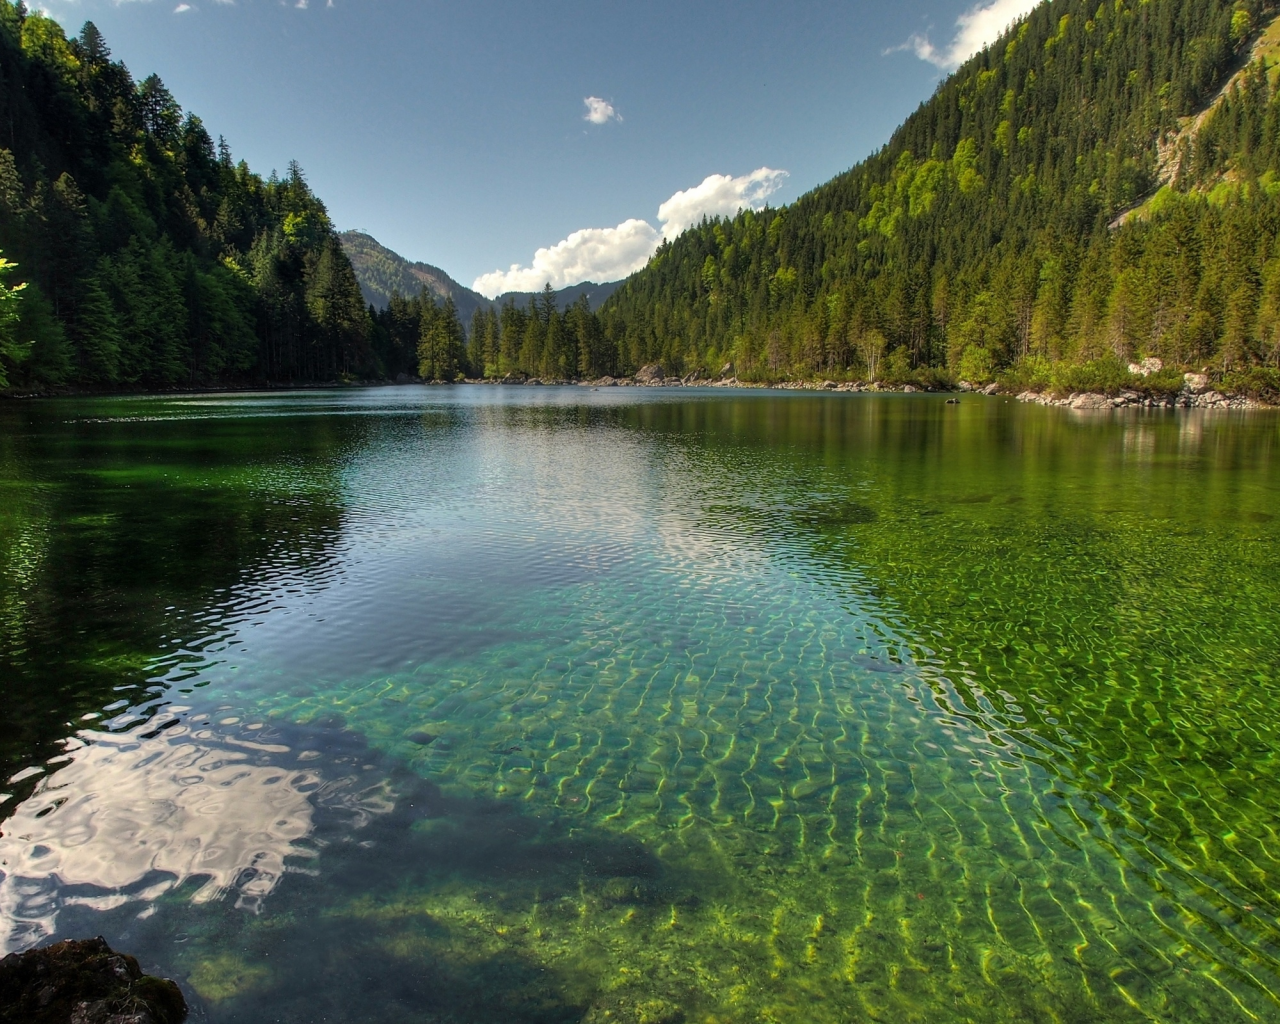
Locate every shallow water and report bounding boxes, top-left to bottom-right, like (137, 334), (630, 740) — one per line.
(1, 386), (1279, 1023)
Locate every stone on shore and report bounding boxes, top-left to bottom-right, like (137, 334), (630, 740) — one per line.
(1015, 382), (1267, 410)
(635, 364), (665, 384)
(0, 937), (187, 1024)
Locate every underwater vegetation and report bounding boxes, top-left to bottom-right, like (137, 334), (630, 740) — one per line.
(1, 389), (1278, 1022)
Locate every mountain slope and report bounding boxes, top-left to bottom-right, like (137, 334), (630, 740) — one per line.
(595, 0), (1280, 384)
(509, 278), (621, 312)
(339, 230), (621, 321)
(339, 230), (488, 324)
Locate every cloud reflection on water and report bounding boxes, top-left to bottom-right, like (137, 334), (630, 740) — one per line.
(0, 714), (392, 953)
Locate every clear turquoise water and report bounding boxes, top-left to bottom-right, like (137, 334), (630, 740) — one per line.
(1, 387), (1279, 1023)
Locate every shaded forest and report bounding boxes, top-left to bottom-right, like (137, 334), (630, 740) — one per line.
(0, 2), (369, 390)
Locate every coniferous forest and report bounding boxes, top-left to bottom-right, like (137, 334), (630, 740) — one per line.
(590, 0), (1280, 392)
(0, 1), (369, 390)
(4, 0), (1280, 393)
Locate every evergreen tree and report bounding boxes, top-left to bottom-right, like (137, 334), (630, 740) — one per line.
(594, 0), (1280, 384)
(0, 2), (371, 389)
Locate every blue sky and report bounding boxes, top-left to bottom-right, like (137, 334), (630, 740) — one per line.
(40, 0), (1039, 293)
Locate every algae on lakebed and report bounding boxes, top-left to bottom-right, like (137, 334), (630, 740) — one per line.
(1, 388), (1279, 1022)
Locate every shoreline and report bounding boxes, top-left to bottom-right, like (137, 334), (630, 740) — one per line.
(3, 374), (1275, 409)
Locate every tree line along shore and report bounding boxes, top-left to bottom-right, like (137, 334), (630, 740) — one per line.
(2, 0), (1280, 410)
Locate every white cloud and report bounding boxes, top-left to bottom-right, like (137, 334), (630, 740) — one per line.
(657, 168), (788, 240)
(174, 2), (192, 10)
(471, 168), (788, 297)
(583, 96), (620, 125)
(905, 0), (1041, 70)
(473, 220), (660, 297)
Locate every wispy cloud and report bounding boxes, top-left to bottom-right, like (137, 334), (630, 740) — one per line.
(472, 168), (788, 297)
(174, 3), (192, 12)
(583, 96), (621, 125)
(899, 0), (1041, 70)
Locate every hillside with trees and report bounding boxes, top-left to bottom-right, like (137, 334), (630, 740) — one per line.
(0, 2), (369, 390)
(340, 230), (489, 326)
(587, 0), (1280, 392)
(5, 0), (1278, 393)
(341, 229), (621, 344)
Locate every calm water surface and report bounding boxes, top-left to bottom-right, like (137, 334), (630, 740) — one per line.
(1, 386), (1278, 1023)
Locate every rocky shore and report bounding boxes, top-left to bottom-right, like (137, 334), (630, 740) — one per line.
(1009, 372), (1270, 410)
(454, 362), (910, 393)
(407, 363), (1277, 408)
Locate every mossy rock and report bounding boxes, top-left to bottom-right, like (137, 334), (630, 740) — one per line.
(0, 936), (187, 1024)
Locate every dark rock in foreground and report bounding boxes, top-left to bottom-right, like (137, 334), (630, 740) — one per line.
(0, 937), (187, 1024)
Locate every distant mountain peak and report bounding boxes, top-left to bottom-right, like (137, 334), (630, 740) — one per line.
(338, 231), (621, 324)
(338, 231), (487, 322)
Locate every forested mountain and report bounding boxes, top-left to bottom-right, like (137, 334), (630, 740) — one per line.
(340, 229), (621, 321)
(5, 0), (1275, 391)
(0, 2), (370, 390)
(366, 283), (616, 382)
(509, 278), (621, 313)
(584, 0), (1280, 388)
(343, 228), (626, 380)
(339, 230), (488, 324)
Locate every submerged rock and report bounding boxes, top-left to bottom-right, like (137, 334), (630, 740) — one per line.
(0, 937), (187, 1024)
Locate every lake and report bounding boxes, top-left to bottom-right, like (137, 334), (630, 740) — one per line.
(1, 386), (1278, 1023)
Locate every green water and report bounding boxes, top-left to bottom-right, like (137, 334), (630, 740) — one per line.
(1, 387), (1278, 1024)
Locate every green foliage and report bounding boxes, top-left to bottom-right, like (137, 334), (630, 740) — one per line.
(0, 9), (369, 389)
(1219, 364), (1280, 398)
(957, 346), (996, 383)
(998, 355), (1187, 395)
(397, 284), (620, 382)
(15, 282), (68, 383)
(0, 252), (27, 386)
(417, 294), (466, 380)
(592, 0), (1280, 387)
(1046, 357), (1140, 395)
